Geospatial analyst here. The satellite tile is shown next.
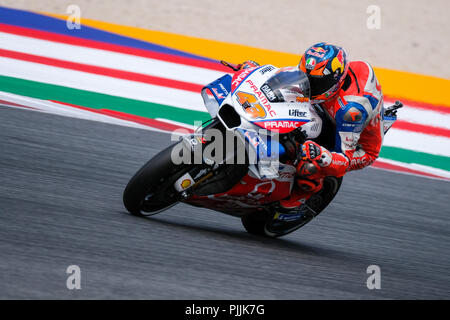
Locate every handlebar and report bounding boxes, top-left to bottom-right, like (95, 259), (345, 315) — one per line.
(384, 100), (403, 117)
(220, 60), (240, 72)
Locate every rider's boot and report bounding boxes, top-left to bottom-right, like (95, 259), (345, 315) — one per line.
(278, 178), (324, 211)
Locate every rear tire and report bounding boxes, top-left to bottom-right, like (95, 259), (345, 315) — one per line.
(241, 213), (267, 237)
(123, 143), (188, 216)
(241, 176), (343, 237)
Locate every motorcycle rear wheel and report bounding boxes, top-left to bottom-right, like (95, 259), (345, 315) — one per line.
(241, 176), (343, 238)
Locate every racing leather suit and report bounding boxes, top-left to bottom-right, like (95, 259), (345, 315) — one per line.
(280, 60), (384, 209)
(314, 60), (384, 177)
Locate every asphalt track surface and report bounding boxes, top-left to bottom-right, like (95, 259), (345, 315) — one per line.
(0, 106), (449, 299)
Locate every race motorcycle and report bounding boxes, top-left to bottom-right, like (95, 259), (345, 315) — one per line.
(123, 62), (402, 237)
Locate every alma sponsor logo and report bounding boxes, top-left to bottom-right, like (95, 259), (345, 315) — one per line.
(246, 79), (277, 117)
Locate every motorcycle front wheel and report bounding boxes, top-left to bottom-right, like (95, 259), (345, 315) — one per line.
(123, 143), (189, 216)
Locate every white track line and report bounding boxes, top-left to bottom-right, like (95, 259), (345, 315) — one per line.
(0, 56), (207, 112)
(383, 128), (450, 158)
(395, 106), (450, 130)
(0, 91), (169, 133)
(0, 31), (226, 85)
(375, 158), (450, 181)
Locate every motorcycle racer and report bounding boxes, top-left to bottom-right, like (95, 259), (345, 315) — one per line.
(236, 42), (384, 211)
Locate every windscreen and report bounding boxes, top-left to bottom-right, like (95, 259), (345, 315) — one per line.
(265, 67), (311, 100)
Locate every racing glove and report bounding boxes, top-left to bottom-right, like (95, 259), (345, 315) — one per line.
(297, 140), (350, 179)
(237, 60), (260, 70)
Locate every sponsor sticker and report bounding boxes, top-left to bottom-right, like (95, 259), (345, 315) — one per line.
(259, 65), (275, 75)
(289, 109), (308, 117)
(218, 83), (229, 95)
(258, 120), (308, 131)
(296, 96), (309, 103)
(181, 179), (192, 189)
(236, 91), (267, 119)
(311, 46), (326, 53)
(212, 87), (225, 99)
(331, 50), (345, 73)
(244, 130), (260, 148)
(274, 211), (305, 221)
(231, 67), (257, 90)
(307, 49), (325, 58)
(305, 57), (316, 70)
(261, 84), (277, 102)
(246, 80), (277, 117)
(174, 173), (195, 192)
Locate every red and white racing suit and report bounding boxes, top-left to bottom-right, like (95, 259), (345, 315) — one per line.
(282, 61), (384, 208)
(313, 60), (384, 177)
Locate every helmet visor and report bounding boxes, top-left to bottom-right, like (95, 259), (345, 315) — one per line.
(307, 73), (337, 98)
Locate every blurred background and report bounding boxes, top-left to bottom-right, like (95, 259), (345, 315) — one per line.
(3, 0), (449, 78)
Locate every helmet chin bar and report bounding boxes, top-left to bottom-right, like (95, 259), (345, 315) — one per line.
(310, 83), (341, 103)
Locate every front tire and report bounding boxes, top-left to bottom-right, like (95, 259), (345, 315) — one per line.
(123, 143), (188, 216)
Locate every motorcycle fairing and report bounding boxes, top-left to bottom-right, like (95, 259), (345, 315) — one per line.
(186, 163), (297, 213)
(202, 65), (316, 134)
(201, 74), (232, 117)
(382, 111), (397, 134)
(229, 67), (313, 134)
